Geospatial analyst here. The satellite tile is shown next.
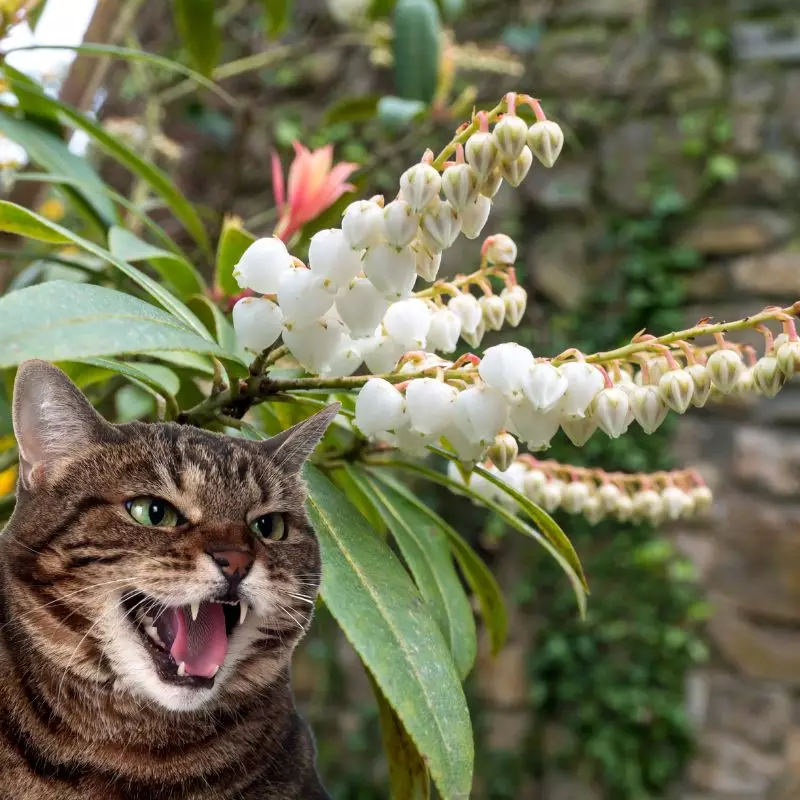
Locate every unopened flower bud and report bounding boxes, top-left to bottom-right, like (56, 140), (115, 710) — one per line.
(308, 228), (364, 289)
(560, 362), (604, 419)
(523, 468), (547, 503)
(479, 169), (503, 198)
(630, 385), (668, 434)
(336, 277), (389, 339)
(501, 285), (527, 327)
(777, 340), (800, 377)
(441, 163), (479, 211)
(641, 356), (669, 386)
(448, 292), (482, 333)
(479, 342), (535, 403)
(405, 378), (458, 437)
(598, 483), (622, 513)
(615, 493), (634, 522)
(426, 308), (461, 353)
(733, 367), (755, 398)
(499, 146), (533, 188)
(509, 404), (561, 451)
(283, 314), (346, 374)
(399, 163), (441, 213)
(480, 294), (506, 331)
(421, 199), (461, 251)
(584, 494), (605, 526)
(487, 432), (518, 472)
(461, 195), (492, 240)
(593, 386), (631, 438)
(233, 237), (293, 294)
(690, 485), (713, 515)
(381, 200), (418, 248)
(485, 233), (518, 265)
(527, 120), (564, 168)
(523, 362), (568, 412)
(363, 243), (417, 300)
(465, 131), (499, 178)
(541, 479), (565, 513)
(562, 481), (590, 514)
(278, 267), (335, 326)
(633, 489), (664, 525)
(355, 378), (406, 436)
(383, 298), (432, 349)
(561, 415), (598, 447)
(461, 319), (486, 349)
(659, 368), (694, 414)
(342, 200), (384, 249)
(661, 486), (690, 521)
(232, 296), (283, 351)
(753, 356), (786, 397)
(492, 114), (529, 160)
(707, 348), (745, 393)
(687, 363), (712, 407)
(454, 385), (508, 446)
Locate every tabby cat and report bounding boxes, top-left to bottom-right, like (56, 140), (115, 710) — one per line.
(0, 360), (337, 799)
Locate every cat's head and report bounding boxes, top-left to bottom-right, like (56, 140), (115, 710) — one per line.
(3, 360), (339, 712)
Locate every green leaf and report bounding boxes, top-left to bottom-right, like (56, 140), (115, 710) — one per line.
(75, 357), (181, 397)
(436, 0), (464, 22)
(357, 469), (477, 680)
(393, 0), (440, 103)
(327, 465), (387, 537)
(306, 466), (473, 798)
(5, 77), (211, 255)
(115, 383), (155, 422)
(172, 0), (220, 78)
(369, 673), (431, 800)
(324, 95), (381, 125)
(142, 349), (216, 376)
(377, 96), (427, 129)
(0, 112), (117, 225)
(0, 202), (211, 340)
(186, 294), (242, 358)
(108, 226), (206, 298)
(262, 0), (293, 38)
(214, 216), (255, 297)
(368, 470), (508, 656)
(0, 281), (233, 369)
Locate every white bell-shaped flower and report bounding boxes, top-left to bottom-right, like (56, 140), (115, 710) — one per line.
(562, 481), (590, 514)
(598, 483), (622, 513)
(391, 422), (438, 457)
(341, 200), (384, 250)
(487, 432), (518, 472)
(753, 355), (785, 397)
(527, 120), (564, 168)
(427, 308), (461, 353)
(480, 294), (506, 331)
(448, 292), (482, 333)
(733, 367), (755, 397)
(421, 199), (461, 251)
(461, 320), (486, 349)
(442, 423), (487, 465)
(399, 163), (441, 213)
(661, 486), (690, 521)
(638, 355), (669, 386)
(492, 114), (529, 160)
(277, 267), (335, 326)
(777, 340), (800, 376)
(441, 163), (479, 211)
(707, 348), (745, 393)
(479, 342), (535, 403)
(336, 278), (389, 339)
(690, 485), (713, 515)
(454, 384), (509, 445)
(499, 146), (533, 188)
(282, 315), (346, 374)
(687, 363), (712, 407)
(559, 361), (604, 419)
(584, 494), (605, 525)
(382, 200), (419, 248)
(233, 237), (293, 294)
(321, 335), (363, 377)
(593, 386), (631, 438)
(508, 402), (561, 451)
(493, 461), (527, 510)
(362, 328), (407, 374)
(659, 369), (694, 413)
(479, 169), (503, 198)
(541, 479), (565, 513)
(633, 489), (664, 524)
(465, 131), (499, 178)
(615, 493), (634, 522)
(501, 285), (527, 327)
(405, 378), (458, 436)
(355, 378), (406, 436)
(383, 298), (432, 350)
(522, 362), (568, 412)
(460, 195), (492, 240)
(630, 385), (668, 434)
(363, 243), (417, 300)
(485, 233), (518, 265)
(232, 296), (284, 351)
(561, 415), (598, 447)
(308, 228), (364, 289)
(523, 468), (547, 503)
(414, 243), (442, 282)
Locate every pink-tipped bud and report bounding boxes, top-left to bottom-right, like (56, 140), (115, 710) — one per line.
(399, 163), (441, 213)
(485, 233), (518, 265)
(659, 369), (694, 414)
(687, 364), (712, 407)
(527, 120), (564, 168)
(461, 195), (492, 240)
(492, 114), (530, 160)
(441, 163), (480, 211)
(480, 294), (506, 331)
(707, 348), (745, 393)
(501, 285), (527, 327)
(499, 146), (533, 188)
(777, 340), (800, 377)
(753, 356), (786, 397)
(465, 131), (499, 178)
(421, 199), (461, 251)
(382, 200), (419, 248)
(487, 432), (519, 472)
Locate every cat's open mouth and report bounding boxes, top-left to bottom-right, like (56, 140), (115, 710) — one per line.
(122, 592), (246, 689)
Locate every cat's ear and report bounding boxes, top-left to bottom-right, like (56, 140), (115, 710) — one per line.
(261, 403), (341, 474)
(12, 360), (113, 489)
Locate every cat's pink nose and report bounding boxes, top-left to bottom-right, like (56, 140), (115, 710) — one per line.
(207, 548), (254, 581)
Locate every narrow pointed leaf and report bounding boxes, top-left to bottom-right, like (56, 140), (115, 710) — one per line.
(172, 0), (220, 78)
(262, 0), (293, 38)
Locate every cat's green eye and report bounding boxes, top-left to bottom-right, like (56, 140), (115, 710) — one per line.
(125, 497), (181, 527)
(249, 513), (287, 543)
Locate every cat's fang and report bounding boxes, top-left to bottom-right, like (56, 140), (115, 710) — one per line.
(190, 602), (200, 622)
(238, 602), (248, 626)
(177, 662), (186, 677)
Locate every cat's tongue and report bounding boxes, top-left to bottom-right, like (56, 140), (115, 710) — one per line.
(168, 603), (228, 678)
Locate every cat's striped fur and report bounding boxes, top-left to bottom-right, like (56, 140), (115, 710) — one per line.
(0, 361), (334, 799)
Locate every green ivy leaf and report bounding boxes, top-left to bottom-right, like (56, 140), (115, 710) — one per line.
(306, 466), (473, 799)
(172, 0), (220, 78)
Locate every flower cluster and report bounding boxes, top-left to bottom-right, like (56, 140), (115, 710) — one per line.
(448, 459), (714, 527)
